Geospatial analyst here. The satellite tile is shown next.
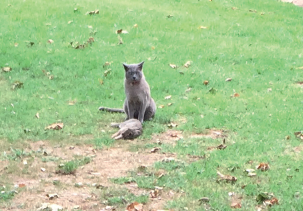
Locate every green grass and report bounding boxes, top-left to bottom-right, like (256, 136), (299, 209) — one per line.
(56, 156), (91, 174)
(1, 0), (303, 209)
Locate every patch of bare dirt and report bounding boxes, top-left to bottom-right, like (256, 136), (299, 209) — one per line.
(282, 0), (303, 7)
(152, 130), (183, 145)
(2, 141), (175, 211)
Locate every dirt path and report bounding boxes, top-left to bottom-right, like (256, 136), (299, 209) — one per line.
(282, 0), (303, 7)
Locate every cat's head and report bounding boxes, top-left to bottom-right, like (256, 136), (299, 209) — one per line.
(123, 61), (144, 85)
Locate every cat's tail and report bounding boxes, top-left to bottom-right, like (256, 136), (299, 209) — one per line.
(99, 107), (125, 113)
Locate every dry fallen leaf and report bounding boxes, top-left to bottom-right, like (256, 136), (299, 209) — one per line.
(233, 93), (240, 97)
(46, 193), (59, 200)
(198, 26), (207, 29)
(45, 123), (64, 130)
(133, 24), (138, 28)
(126, 202), (143, 211)
(18, 183), (26, 188)
(151, 46), (155, 50)
(167, 123), (178, 128)
(116, 29), (123, 34)
(68, 20), (73, 24)
(231, 202), (241, 209)
(48, 39), (54, 44)
(116, 29), (128, 34)
(256, 163), (270, 171)
(87, 37), (94, 44)
(185, 88), (192, 92)
(103, 61), (112, 68)
(225, 78), (232, 82)
(169, 64), (177, 69)
(35, 113), (40, 119)
(150, 189), (160, 198)
(167, 103), (173, 106)
(37, 203), (63, 211)
(217, 171), (237, 182)
(14, 43), (18, 47)
(199, 197), (210, 204)
(203, 80), (209, 85)
(150, 147), (160, 153)
(118, 35), (123, 45)
(263, 197), (279, 206)
(158, 105), (164, 109)
(165, 95), (172, 100)
(184, 61), (192, 68)
(2, 67), (12, 72)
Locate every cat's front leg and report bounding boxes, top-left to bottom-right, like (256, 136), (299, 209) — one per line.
(138, 101), (146, 123)
(128, 102), (136, 119)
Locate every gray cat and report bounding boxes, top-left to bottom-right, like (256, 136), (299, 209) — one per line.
(111, 119), (142, 140)
(99, 61), (156, 123)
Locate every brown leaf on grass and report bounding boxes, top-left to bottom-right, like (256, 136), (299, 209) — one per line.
(199, 197), (210, 204)
(217, 171), (237, 182)
(296, 66), (303, 70)
(203, 80), (209, 85)
(118, 35), (123, 45)
(150, 147), (161, 153)
(87, 37), (94, 44)
(294, 131), (303, 140)
(185, 87), (192, 92)
(165, 95), (172, 100)
(184, 61), (192, 68)
(249, 9), (257, 13)
(45, 123), (64, 130)
(103, 61), (112, 68)
(256, 163), (270, 171)
(12, 81), (23, 90)
(232, 7), (238, 10)
(18, 183), (26, 188)
(14, 43), (19, 47)
(225, 78), (232, 81)
(116, 29), (128, 34)
(231, 202), (241, 209)
(150, 189), (160, 198)
(86, 10), (99, 15)
(2, 67), (12, 72)
(104, 69), (111, 77)
(35, 113), (40, 119)
(133, 24), (138, 28)
(126, 202), (143, 211)
(46, 193), (59, 200)
(263, 197), (279, 207)
(37, 203), (63, 211)
(167, 103), (173, 106)
(48, 39), (54, 44)
(198, 26), (207, 29)
(167, 123), (178, 128)
(68, 20), (73, 24)
(233, 93), (240, 97)
(158, 105), (164, 109)
(216, 144), (227, 150)
(169, 64), (177, 69)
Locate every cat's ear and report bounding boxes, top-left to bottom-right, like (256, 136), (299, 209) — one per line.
(123, 63), (129, 72)
(137, 61), (144, 71)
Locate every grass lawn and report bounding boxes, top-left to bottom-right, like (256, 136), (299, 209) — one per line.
(1, 0), (303, 210)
